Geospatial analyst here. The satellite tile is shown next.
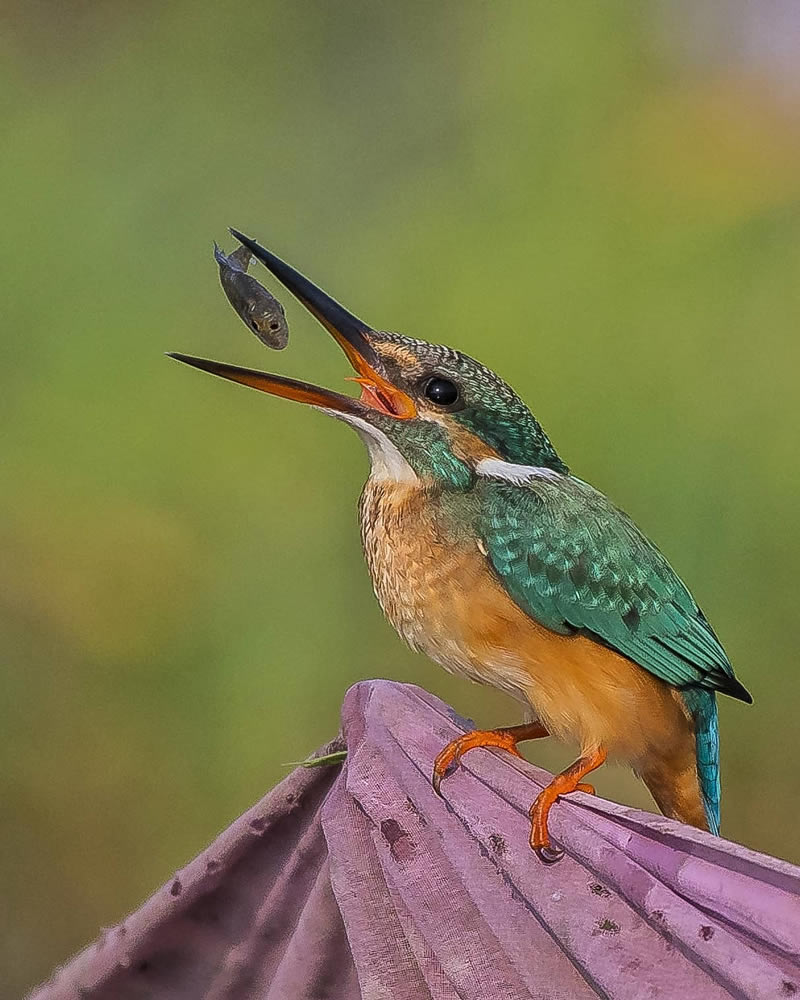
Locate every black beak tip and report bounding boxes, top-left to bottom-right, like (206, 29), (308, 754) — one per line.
(166, 352), (206, 371)
(223, 229), (380, 372)
(228, 228), (286, 279)
(229, 227), (254, 250)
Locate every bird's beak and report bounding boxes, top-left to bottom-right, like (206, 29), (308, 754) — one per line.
(168, 232), (416, 420)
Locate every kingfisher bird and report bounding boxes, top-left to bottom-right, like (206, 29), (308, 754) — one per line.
(170, 231), (752, 862)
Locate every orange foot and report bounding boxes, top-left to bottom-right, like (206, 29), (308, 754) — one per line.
(529, 747), (607, 863)
(432, 721), (549, 796)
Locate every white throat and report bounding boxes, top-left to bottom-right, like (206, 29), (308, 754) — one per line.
(318, 409), (419, 484)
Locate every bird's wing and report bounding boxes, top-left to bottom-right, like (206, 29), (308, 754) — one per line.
(476, 474), (751, 702)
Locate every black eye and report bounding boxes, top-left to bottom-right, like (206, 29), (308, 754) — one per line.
(423, 376), (460, 407)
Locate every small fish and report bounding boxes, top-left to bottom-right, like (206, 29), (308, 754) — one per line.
(214, 242), (289, 350)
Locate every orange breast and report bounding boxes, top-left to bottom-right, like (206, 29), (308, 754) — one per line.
(359, 480), (515, 686)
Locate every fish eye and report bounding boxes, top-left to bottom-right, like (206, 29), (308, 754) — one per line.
(423, 376), (460, 407)
(269, 321), (280, 331)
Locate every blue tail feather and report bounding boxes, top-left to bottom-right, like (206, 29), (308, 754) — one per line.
(682, 687), (720, 835)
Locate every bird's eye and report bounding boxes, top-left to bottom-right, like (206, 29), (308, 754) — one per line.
(423, 376), (460, 407)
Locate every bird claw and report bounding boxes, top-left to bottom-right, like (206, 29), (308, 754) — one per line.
(534, 843), (565, 864)
(432, 766), (451, 798)
(432, 728), (524, 797)
(433, 724), (569, 861)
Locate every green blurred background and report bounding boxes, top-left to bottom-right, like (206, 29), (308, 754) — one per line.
(3, 1), (800, 994)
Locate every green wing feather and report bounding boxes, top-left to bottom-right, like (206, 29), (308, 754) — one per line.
(477, 475), (751, 703)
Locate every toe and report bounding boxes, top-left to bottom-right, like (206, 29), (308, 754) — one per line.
(431, 759), (451, 796)
(535, 844), (564, 864)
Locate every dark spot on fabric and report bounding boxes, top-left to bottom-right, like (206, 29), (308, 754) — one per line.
(205, 859), (219, 872)
(489, 833), (507, 855)
(170, 879), (182, 897)
(380, 818), (414, 860)
(597, 918), (620, 934)
(698, 925), (714, 941)
(651, 910), (673, 944)
(623, 605), (640, 631)
(782, 983), (797, 996)
(589, 882), (611, 898)
(136, 960), (151, 974)
(285, 793), (296, 804)
(249, 816), (267, 832)
(380, 818), (407, 846)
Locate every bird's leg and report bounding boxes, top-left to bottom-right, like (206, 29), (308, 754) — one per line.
(529, 746), (607, 863)
(433, 721), (549, 795)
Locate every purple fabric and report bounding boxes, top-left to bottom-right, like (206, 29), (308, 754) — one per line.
(30, 680), (800, 999)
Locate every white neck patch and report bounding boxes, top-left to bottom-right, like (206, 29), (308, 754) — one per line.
(317, 408), (419, 484)
(475, 457), (563, 484)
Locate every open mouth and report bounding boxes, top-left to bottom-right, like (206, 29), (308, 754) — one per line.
(169, 231), (416, 420)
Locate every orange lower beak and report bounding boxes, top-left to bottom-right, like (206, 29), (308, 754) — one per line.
(169, 232), (416, 420)
(166, 354), (372, 415)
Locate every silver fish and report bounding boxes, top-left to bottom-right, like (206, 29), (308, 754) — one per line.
(214, 242), (289, 350)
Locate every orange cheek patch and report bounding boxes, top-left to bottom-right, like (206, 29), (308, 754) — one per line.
(422, 412), (502, 464)
(373, 342), (422, 369)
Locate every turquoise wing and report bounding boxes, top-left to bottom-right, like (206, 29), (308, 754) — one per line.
(477, 474), (751, 834)
(477, 476), (750, 702)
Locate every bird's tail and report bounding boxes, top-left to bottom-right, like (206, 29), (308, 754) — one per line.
(682, 687), (721, 835)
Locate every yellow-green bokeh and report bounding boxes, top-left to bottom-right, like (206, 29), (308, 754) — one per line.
(4, 2), (800, 994)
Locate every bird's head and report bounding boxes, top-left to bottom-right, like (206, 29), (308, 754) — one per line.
(171, 233), (567, 489)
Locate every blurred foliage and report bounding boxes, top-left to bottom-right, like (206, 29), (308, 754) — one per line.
(3, 1), (800, 995)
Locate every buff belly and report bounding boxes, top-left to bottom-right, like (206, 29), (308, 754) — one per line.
(359, 477), (703, 820)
